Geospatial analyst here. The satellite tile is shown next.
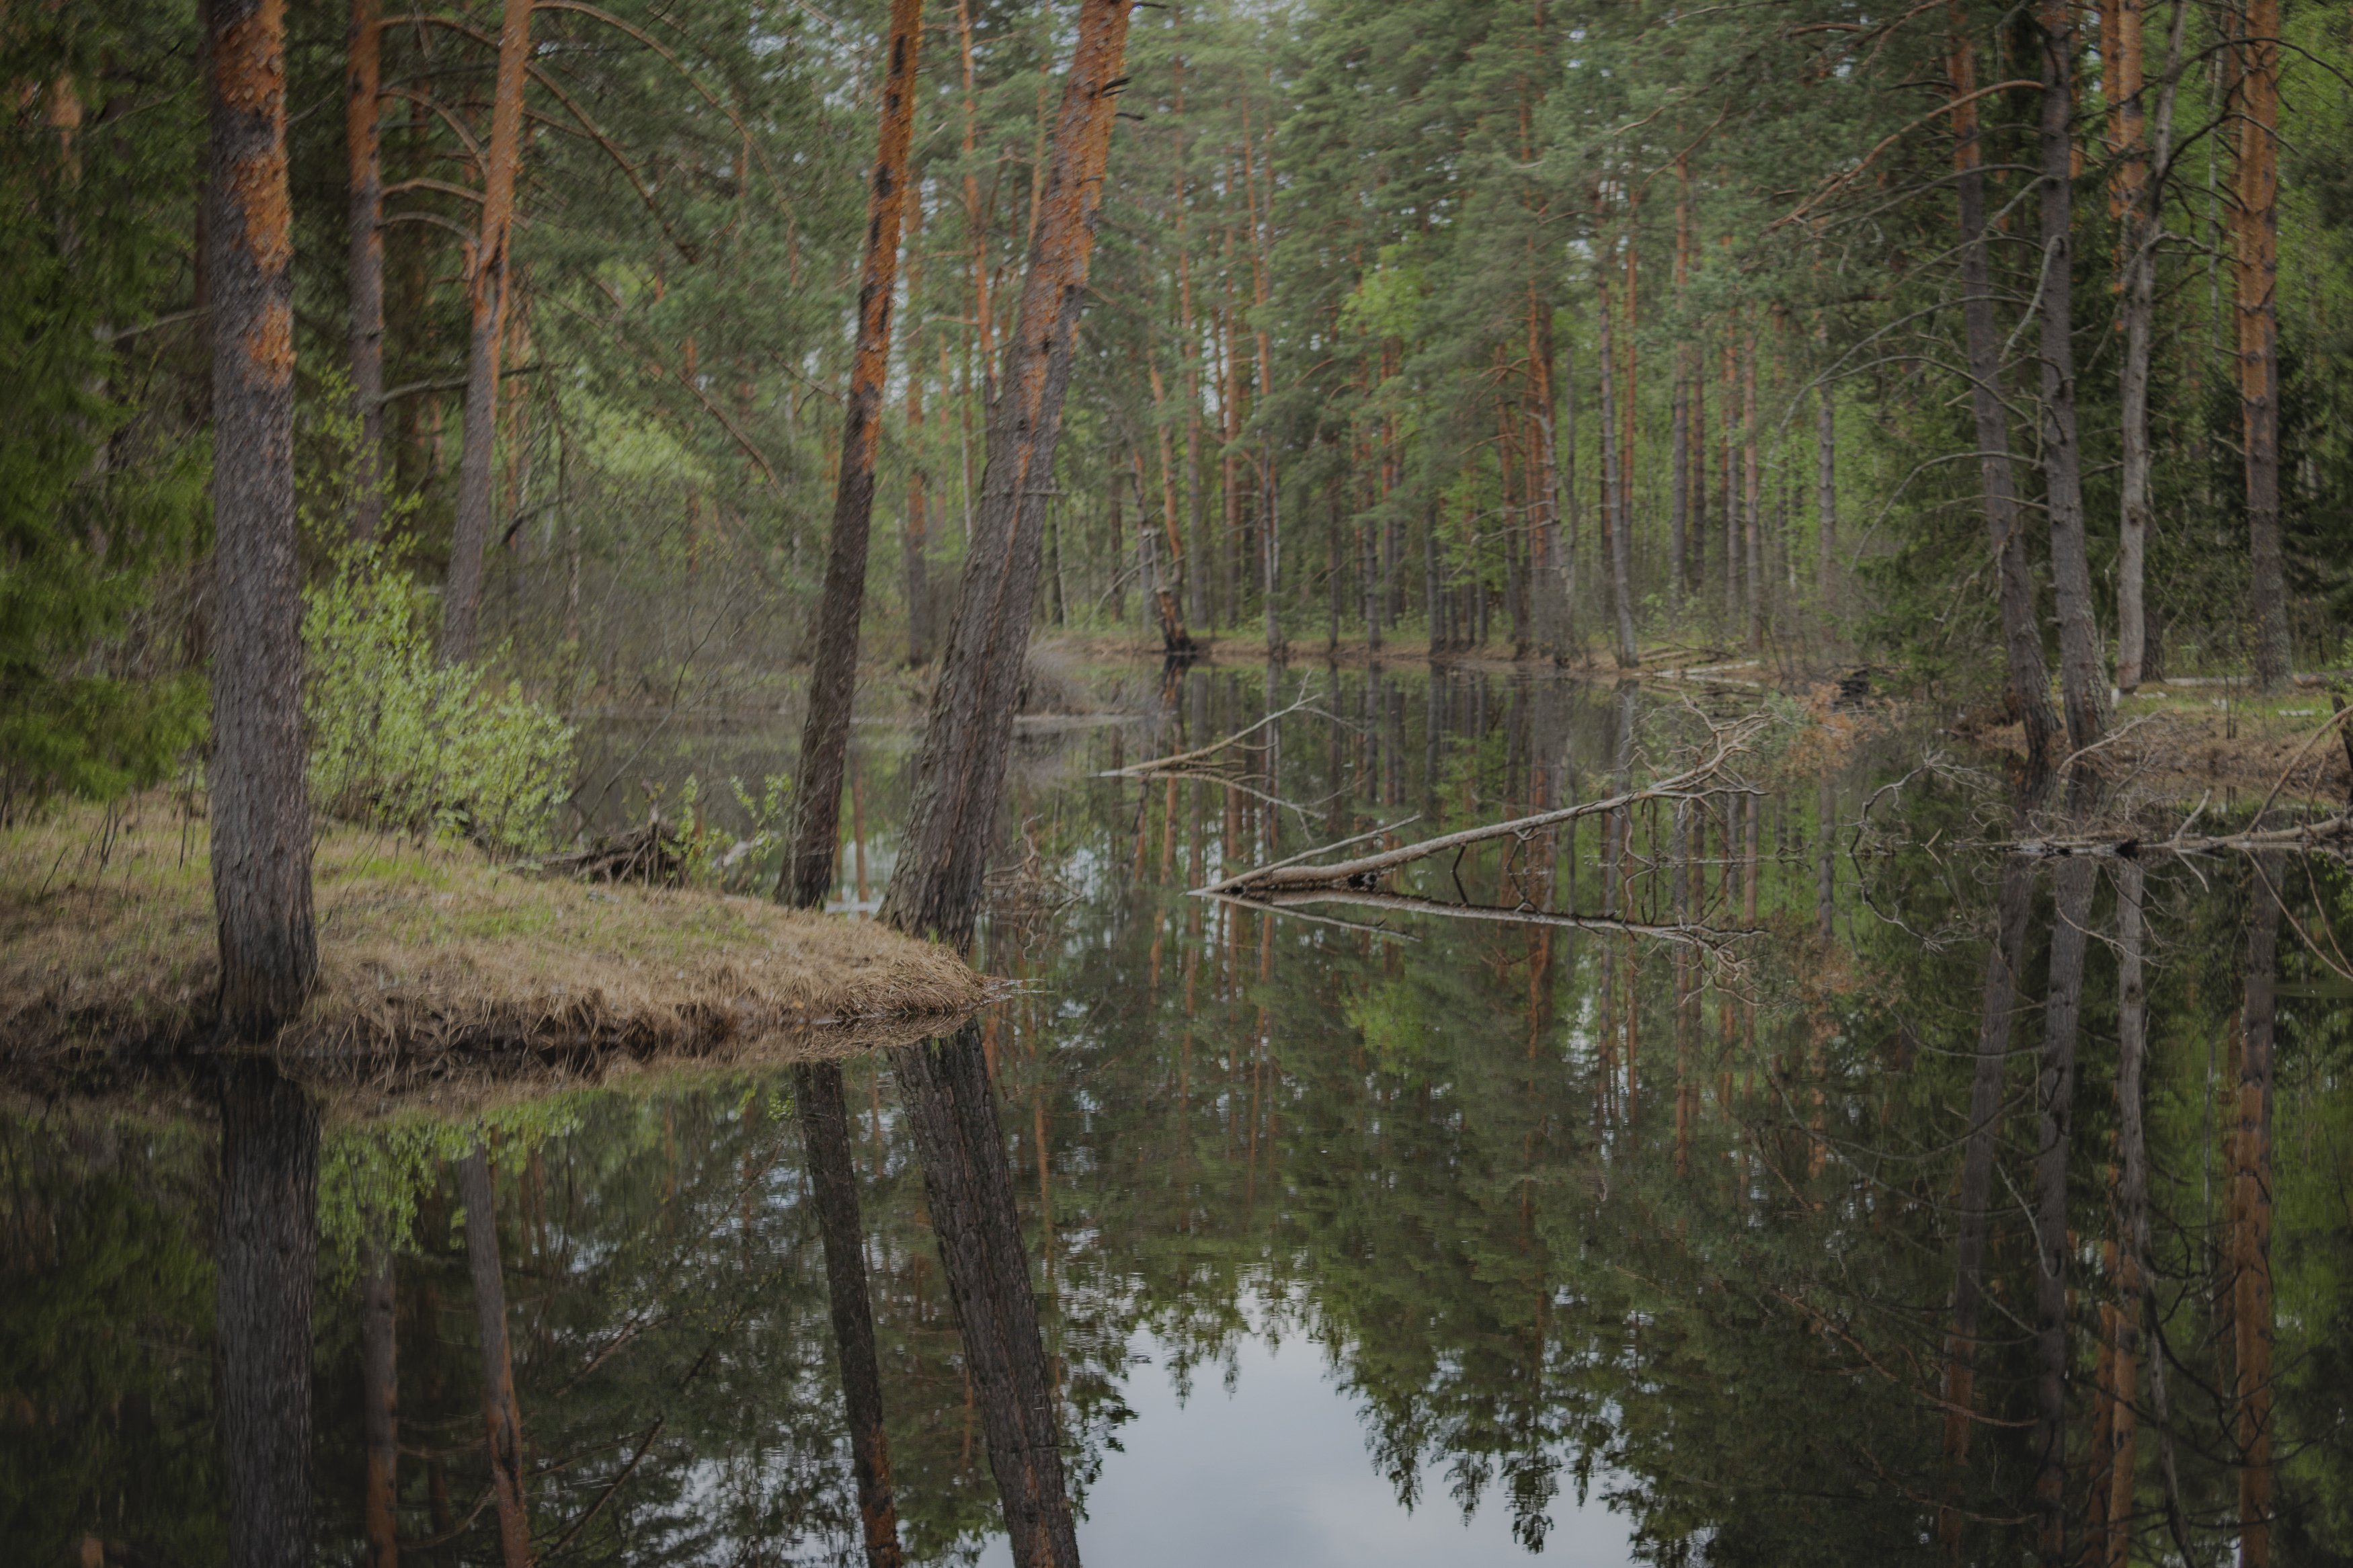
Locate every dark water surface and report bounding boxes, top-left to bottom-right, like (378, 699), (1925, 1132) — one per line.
(11, 665), (2352, 1565)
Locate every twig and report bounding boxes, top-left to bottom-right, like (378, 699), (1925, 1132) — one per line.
(1228, 886), (1761, 952)
(1101, 689), (1332, 776)
(2246, 702), (2353, 834)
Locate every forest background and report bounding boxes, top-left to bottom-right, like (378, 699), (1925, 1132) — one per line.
(5, 0), (2350, 823)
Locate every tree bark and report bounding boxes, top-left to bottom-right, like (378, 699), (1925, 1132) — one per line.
(2034, 856), (2096, 1566)
(217, 1059), (321, 1568)
(2038, 0), (2106, 763)
(796, 1062), (905, 1568)
(346, 0), (385, 541)
(907, 188), (932, 667)
(1597, 265), (1637, 667)
(1951, 22), (2059, 781)
(361, 1226), (400, 1568)
(208, 0), (317, 1040)
(780, 0), (927, 910)
(877, 0), (1131, 951)
(2237, 0), (2287, 689)
(2107, 859), (2149, 1568)
(2233, 854), (2282, 1565)
(456, 1148), (532, 1568)
(441, 0), (532, 664)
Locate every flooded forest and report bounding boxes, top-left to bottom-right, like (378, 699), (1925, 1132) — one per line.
(5, 1), (2353, 1565)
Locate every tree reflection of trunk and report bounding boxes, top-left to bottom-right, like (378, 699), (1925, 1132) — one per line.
(361, 1225), (401, 1568)
(1940, 853), (2036, 1552)
(217, 1059), (321, 1568)
(2032, 856), (2096, 1565)
(795, 1060), (906, 1568)
(2233, 853), (2282, 1566)
(455, 1148), (532, 1568)
(891, 1022), (1082, 1568)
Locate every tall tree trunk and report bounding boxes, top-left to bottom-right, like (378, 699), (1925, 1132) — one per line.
(1816, 379), (1837, 620)
(217, 1060), (321, 1568)
(2234, 854), (2282, 1565)
(907, 188), (932, 667)
(1598, 266), (1637, 667)
(1951, 21), (2059, 781)
(2038, 0), (2106, 761)
(456, 1149), (531, 1568)
(208, 0), (317, 1039)
(2237, 0), (2287, 688)
(780, 0), (926, 910)
(796, 1062), (905, 1568)
(877, 0), (1130, 926)
(1742, 330), (1762, 653)
(346, 0), (385, 541)
(361, 1226), (400, 1568)
(441, 0), (532, 663)
(2034, 857), (2096, 1566)
(1939, 854), (2036, 1552)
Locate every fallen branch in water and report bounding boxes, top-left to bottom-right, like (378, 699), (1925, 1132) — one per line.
(1101, 688), (1335, 778)
(2009, 811), (2353, 861)
(1199, 712), (1769, 897)
(1202, 886), (1759, 953)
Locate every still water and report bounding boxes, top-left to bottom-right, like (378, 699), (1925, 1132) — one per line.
(9, 665), (2350, 1565)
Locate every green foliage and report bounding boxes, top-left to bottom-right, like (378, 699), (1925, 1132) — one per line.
(304, 538), (577, 857)
(0, 1), (208, 822)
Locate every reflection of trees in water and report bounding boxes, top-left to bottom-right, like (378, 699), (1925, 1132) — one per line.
(8, 669), (2353, 1564)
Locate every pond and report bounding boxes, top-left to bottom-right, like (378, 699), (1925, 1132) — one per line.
(9, 665), (2350, 1565)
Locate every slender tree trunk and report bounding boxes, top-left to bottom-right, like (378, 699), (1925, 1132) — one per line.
(781, 0), (926, 909)
(2114, 0), (2151, 690)
(1689, 367), (1706, 620)
(456, 1149), (531, 1568)
(1721, 335), (1739, 627)
(796, 1063), (905, 1568)
(208, 0), (317, 1039)
(1952, 21), (2060, 780)
(2234, 854), (2282, 1565)
(1598, 267), (1637, 667)
(2237, 0), (2287, 688)
(346, 0), (385, 540)
(1939, 854), (2036, 1553)
(442, 0), (532, 662)
(361, 1227), (400, 1568)
(217, 1060), (321, 1568)
(1742, 331), (1762, 653)
(1816, 379), (1837, 620)
(2034, 857), (2096, 1566)
(908, 188), (932, 667)
(2038, 0), (2106, 761)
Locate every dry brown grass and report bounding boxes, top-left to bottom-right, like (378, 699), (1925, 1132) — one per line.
(3, 792), (988, 1067)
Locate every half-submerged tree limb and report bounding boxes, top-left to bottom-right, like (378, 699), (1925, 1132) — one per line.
(1201, 714), (1767, 897)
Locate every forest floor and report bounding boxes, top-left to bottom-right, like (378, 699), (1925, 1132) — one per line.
(1, 793), (990, 1096)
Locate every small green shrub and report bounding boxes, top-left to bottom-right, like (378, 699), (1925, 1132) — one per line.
(305, 541), (576, 858)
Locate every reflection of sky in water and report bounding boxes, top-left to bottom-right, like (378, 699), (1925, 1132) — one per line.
(981, 1325), (1634, 1567)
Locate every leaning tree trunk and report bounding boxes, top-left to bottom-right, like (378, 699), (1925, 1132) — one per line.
(2034, 857), (2096, 1567)
(878, 0), (1133, 951)
(456, 1148), (532, 1568)
(218, 1060), (321, 1568)
(2237, 0), (2287, 690)
(2037, 0), (2106, 766)
(1950, 24), (2059, 784)
(346, 0), (385, 541)
(440, 0), (532, 664)
(208, 0), (316, 1040)
(781, 0), (926, 911)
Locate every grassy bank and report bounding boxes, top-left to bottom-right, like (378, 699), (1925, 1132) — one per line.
(3, 793), (988, 1067)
